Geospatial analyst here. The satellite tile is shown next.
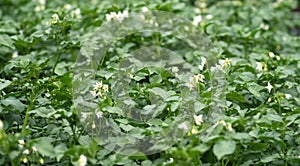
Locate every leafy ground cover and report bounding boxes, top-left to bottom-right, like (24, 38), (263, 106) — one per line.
(0, 0), (300, 165)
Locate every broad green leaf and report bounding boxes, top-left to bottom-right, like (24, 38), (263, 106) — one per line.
(1, 97), (26, 111)
(191, 144), (210, 153)
(34, 137), (55, 157)
(29, 106), (56, 118)
(78, 135), (92, 146)
(149, 87), (168, 99)
(213, 139), (236, 160)
(0, 79), (11, 90)
(120, 124), (134, 131)
(230, 132), (251, 140)
(54, 144), (68, 161)
(0, 34), (15, 49)
(247, 82), (263, 97)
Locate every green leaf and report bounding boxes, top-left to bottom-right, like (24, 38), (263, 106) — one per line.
(120, 124), (134, 131)
(78, 135), (92, 146)
(29, 106), (56, 118)
(230, 132), (251, 140)
(0, 34), (15, 49)
(213, 139), (236, 160)
(191, 144), (210, 153)
(1, 97), (26, 111)
(0, 79), (11, 90)
(150, 74), (162, 84)
(54, 144), (68, 161)
(149, 87), (168, 99)
(247, 82), (263, 97)
(34, 137), (55, 157)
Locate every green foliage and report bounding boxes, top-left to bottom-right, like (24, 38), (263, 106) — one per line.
(0, 0), (300, 165)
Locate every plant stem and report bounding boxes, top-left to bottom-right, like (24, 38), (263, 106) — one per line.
(52, 26), (61, 75)
(21, 94), (35, 136)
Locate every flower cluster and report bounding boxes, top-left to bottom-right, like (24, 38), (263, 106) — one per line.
(214, 120), (233, 131)
(256, 62), (268, 72)
(193, 15), (202, 26)
(198, 57), (207, 71)
(71, 8), (81, 19)
(185, 74), (205, 90)
(217, 58), (231, 69)
(194, 114), (203, 125)
(35, 0), (46, 11)
(171, 66), (179, 78)
(91, 81), (109, 98)
(106, 10), (129, 22)
(78, 154), (87, 166)
(178, 122), (189, 131)
(46, 13), (59, 25)
(266, 82), (273, 93)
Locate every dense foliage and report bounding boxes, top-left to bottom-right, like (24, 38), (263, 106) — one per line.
(0, 0), (299, 165)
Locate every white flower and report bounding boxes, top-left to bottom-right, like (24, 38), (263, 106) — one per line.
(198, 64), (205, 71)
(260, 23), (269, 30)
(266, 82), (273, 93)
(96, 111), (103, 119)
(199, 2), (207, 8)
(185, 81), (194, 90)
(51, 14), (59, 24)
(18, 140), (25, 146)
(256, 62), (263, 72)
(52, 14), (59, 21)
(0, 120), (3, 130)
(75, 8), (81, 15)
(276, 55), (280, 60)
(92, 122), (96, 129)
(102, 84), (109, 93)
(285, 93), (292, 99)
(206, 14), (213, 20)
(94, 81), (103, 90)
(23, 149), (30, 155)
(269, 52), (275, 58)
(178, 122), (189, 131)
(194, 8), (201, 14)
(191, 128), (199, 134)
(106, 12), (116, 21)
(201, 57), (207, 64)
(192, 15), (202, 26)
(141, 7), (149, 13)
(198, 57), (206, 70)
(78, 154), (87, 166)
(81, 112), (89, 120)
(32, 146), (37, 152)
(127, 73), (133, 78)
(185, 74), (205, 90)
(171, 66), (179, 73)
(115, 11), (125, 22)
(71, 8), (81, 19)
(12, 51), (18, 58)
(267, 98), (272, 102)
(39, 158), (44, 164)
(169, 158), (174, 163)
(23, 158), (28, 163)
(194, 114), (203, 125)
(226, 123), (233, 131)
(122, 10), (129, 18)
(106, 10), (129, 23)
(91, 90), (102, 97)
(194, 74), (205, 83)
(38, 0), (46, 6)
(64, 4), (72, 10)
(217, 120), (226, 126)
(219, 58), (231, 68)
